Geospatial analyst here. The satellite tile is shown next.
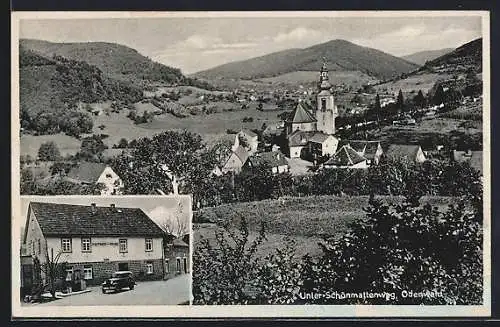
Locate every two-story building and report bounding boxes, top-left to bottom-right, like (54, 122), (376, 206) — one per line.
(23, 202), (165, 286)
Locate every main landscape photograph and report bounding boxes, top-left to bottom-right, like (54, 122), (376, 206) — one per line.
(12, 11), (489, 315)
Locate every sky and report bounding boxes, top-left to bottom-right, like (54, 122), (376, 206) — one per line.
(18, 195), (192, 233)
(18, 14), (483, 74)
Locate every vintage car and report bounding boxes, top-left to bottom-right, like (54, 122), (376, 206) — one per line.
(101, 271), (135, 294)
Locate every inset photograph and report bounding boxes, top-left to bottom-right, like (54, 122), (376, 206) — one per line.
(18, 195), (191, 306)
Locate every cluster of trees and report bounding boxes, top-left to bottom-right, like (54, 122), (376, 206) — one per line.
(127, 110), (155, 124)
(21, 107), (93, 137)
(193, 187), (483, 304)
(193, 158), (482, 210)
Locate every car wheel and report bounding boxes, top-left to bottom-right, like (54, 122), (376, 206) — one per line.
(130, 284), (134, 290)
(102, 289), (106, 294)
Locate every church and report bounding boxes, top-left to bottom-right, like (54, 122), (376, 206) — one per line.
(285, 61), (339, 161)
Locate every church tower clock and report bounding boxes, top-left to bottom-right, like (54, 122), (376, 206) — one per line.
(315, 59), (338, 135)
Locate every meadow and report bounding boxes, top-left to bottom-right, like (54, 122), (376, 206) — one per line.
(20, 101), (288, 157)
(375, 72), (452, 94)
(193, 195), (456, 258)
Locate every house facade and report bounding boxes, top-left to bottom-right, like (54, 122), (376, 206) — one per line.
(244, 151), (289, 174)
(237, 129), (259, 155)
(348, 141), (384, 165)
(66, 162), (124, 195)
(164, 238), (190, 279)
(23, 202), (165, 286)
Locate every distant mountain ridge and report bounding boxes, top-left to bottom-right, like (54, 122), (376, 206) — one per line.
(194, 39), (419, 81)
(402, 48), (454, 66)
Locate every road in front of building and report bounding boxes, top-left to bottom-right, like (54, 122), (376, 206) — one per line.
(37, 275), (191, 306)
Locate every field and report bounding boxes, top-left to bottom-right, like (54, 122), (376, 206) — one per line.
(257, 70), (379, 88)
(375, 72), (452, 95)
(20, 133), (82, 158)
(21, 103), (288, 157)
(193, 195), (456, 258)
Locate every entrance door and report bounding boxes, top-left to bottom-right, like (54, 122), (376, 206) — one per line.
(118, 263), (128, 271)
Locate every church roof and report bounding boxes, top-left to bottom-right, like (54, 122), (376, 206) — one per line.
(325, 145), (367, 167)
(287, 102), (317, 124)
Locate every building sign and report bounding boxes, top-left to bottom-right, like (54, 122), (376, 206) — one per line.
(92, 242), (119, 246)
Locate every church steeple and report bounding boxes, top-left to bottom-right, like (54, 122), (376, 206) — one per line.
(315, 58), (337, 135)
(319, 57), (331, 90)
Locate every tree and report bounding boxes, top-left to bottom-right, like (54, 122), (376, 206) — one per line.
(38, 141), (61, 161)
(79, 135), (107, 160)
(302, 195), (483, 304)
(396, 89), (405, 113)
(111, 131), (217, 202)
(414, 90), (426, 108)
(40, 248), (68, 299)
(433, 84), (445, 105)
(117, 138), (129, 149)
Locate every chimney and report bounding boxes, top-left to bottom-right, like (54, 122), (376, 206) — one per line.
(91, 203), (97, 214)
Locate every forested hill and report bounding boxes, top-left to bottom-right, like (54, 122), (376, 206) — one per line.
(195, 39), (419, 81)
(20, 39), (186, 86)
(423, 38), (482, 73)
(20, 47), (144, 136)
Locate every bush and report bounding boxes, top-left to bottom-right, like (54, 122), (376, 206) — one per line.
(38, 141), (61, 161)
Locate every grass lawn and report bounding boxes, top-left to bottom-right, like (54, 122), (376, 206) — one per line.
(20, 133), (82, 158)
(193, 195), (457, 258)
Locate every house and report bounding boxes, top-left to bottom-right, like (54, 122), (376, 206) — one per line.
(288, 130), (339, 160)
(385, 144), (426, 163)
(244, 151), (289, 174)
(23, 202), (165, 286)
(237, 129), (259, 155)
(323, 145), (368, 169)
(451, 150), (483, 175)
(220, 146), (250, 175)
(66, 162), (124, 195)
(347, 140), (384, 165)
(164, 237), (190, 279)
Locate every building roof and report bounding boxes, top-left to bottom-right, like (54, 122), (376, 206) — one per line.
(233, 145), (250, 164)
(325, 145), (367, 167)
(66, 162), (109, 184)
(452, 150), (483, 174)
(172, 238), (189, 248)
(309, 133), (331, 143)
(247, 151), (288, 168)
(385, 144), (422, 161)
(347, 140), (382, 160)
(239, 129), (258, 138)
(288, 130), (312, 147)
(26, 202), (164, 239)
(287, 102), (317, 124)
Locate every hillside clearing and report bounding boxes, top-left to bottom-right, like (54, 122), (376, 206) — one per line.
(20, 133), (81, 158)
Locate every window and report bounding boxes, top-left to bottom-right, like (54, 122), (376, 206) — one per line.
(145, 238), (153, 252)
(83, 265), (93, 280)
(65, 267), (73, 281)
(81, 238), (91, 252)
(119, 239), (128, 253)
(183, 257), (188, 273)
(165, 259), (169, 273)
(321, 98), (327, 110)
(146, 262), (154, 274)
(37, 239), (41, 255)
(106, 173), (112, 178)
(176, 257), (181, 273)
(61, 238), (72, 253)
(30, 240), (34, 255)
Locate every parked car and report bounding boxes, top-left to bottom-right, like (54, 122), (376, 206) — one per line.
(101, 271), (135, 294)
